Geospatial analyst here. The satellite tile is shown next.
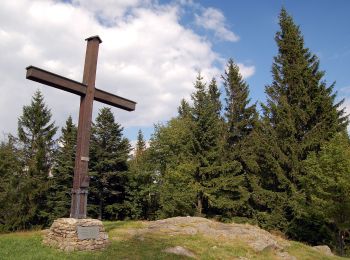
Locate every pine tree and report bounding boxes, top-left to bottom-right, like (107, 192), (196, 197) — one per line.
(17, 90), (57, 227)
(88, 107), (130, 220)
(260, 8), (348, 232)
(48, 116), (77, 222)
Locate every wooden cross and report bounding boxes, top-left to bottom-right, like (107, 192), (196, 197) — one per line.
(25, 36), (136, 219)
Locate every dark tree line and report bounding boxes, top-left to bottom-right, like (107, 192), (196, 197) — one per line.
(0, 8), (349, 256)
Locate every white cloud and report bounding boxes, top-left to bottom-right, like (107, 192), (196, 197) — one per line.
(195, 7), (239, 42)
(339, 86), (350, 94)
(339, 87), (350, 117)
(340, 97), (350, 132)
(0, 0), (253, 138)
(237, 63), (255, 79)
(342, 98), (350, 115)
(71, 0), (147, 24)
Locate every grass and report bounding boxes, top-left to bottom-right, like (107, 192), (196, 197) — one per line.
(287, 241), (346, 260)
(0, 221), (347, 260)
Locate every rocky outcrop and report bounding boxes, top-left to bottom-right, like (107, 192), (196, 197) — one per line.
(312, 245), (334, 256)
(124, 216), (295, 259)
(43, 218), (109, 252)
(147, 217), (289, 252)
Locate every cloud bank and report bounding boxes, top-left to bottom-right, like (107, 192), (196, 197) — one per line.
(0, 0), (254, 138)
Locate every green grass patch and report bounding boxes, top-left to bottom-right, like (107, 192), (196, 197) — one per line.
(0, 221), (348, 259)
(102, 220), (146, 232)
(286, 241), (345, 260)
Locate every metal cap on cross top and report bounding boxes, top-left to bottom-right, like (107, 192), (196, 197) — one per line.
(85, 35), (102, 43)
(25, 36), (136, 219)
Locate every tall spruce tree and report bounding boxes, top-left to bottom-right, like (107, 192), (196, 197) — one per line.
(89, 107), (130, 220)
(223, 59), (257, 147)
(17, 90), (57, 227)
(134, 129), (146, 161)
(208, 78), (222, 116)
(18, 90), (57, 170)
(260, 8), (348, 233)
(220, 59), (258, 219)
(190, 74), (226, 216)
(47, 116), (77, 222)
(264, 8), (347, 183)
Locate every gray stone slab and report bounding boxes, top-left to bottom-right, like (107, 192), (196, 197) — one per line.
(77, 226), (99, 240)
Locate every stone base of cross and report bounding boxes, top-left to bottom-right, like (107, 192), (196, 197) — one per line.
(43, 218), (109, 251)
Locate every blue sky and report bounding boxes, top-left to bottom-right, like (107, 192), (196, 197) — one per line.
(185, 0), (350, 106)
(215, 0), (350, 106)
(133, 0), (350, 140)
(0, 0), (349, 146)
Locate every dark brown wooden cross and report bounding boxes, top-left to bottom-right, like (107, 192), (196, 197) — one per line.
(25, 36), (136, 219)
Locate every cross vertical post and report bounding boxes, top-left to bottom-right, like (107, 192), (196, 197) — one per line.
(70, 36), (102, 218)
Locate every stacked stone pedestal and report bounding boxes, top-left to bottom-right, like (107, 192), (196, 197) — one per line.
(43, 218), (109, 252)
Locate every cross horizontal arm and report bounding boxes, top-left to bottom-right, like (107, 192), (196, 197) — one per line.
(26, 66), (136, 111)
(26, 66), (87, 96)
(94, 88), (135, 111)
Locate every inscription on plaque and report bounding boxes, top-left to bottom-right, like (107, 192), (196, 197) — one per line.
(77, 226), (99, 240)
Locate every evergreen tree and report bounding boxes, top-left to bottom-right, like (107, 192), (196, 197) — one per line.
(88, 107), (130, 220)
(223, 59), (257, 147)
(208, 78), (222, 116)
(260, 8), (348, 232)
(303, 133), (350, 255)
(154, 74), (243, 219)
(190, 74), (224, 216)
(125, 131), (159, 220)
(134, 129), (146, 161)
(218, 59), (259, 219)
(18, 90), (57, 171)
(246, 119), (290, 230)
(17, 90), (57, 227)
(178, 98), (191, 118)
(150, 119), (196, 218)
(48, 116), (77, 222)
(0, 135), (23, 231)
(264, 8), (347, 184)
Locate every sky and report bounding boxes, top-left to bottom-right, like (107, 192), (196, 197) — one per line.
(1, 0), (350, 147)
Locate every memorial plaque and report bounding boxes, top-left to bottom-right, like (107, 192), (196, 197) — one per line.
(77, 226), (99, 240)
